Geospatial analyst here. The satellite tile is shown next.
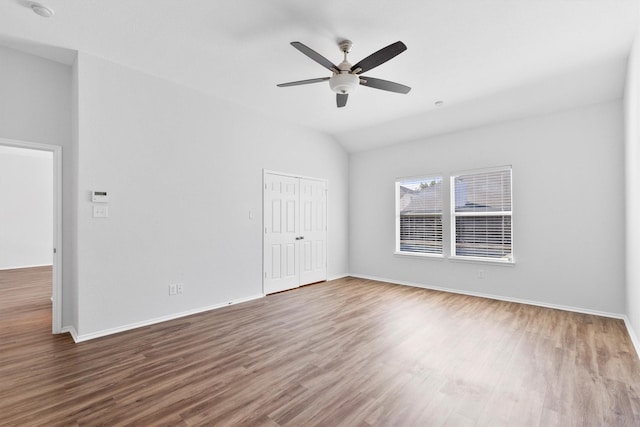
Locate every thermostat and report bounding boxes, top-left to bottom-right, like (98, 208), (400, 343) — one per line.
(91, 191), (109, 203)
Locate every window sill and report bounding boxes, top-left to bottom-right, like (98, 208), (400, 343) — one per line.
(448, 255), (515, 266)
(394, 251), (444, 259)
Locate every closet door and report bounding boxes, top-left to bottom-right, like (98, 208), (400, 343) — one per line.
(299, 179), (327, 285)
(263, 173), (327, 294)
(264, 174), (300, 294)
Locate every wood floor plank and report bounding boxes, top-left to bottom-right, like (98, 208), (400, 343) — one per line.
(2, 270), (640, 426)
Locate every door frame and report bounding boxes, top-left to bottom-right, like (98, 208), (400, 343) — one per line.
(263, 169), (328, 295)
(0, 137), (63, 334)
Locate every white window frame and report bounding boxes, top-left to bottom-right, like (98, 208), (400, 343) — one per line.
(395, 174), (444, 258)
(450, 166), (514, 264)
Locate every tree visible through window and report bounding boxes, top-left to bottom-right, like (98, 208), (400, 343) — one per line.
(396, 176), (443, 255)
(451, 167), (512, 261)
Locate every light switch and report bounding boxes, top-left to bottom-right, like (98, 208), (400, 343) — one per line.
(93, 205), (109, 218)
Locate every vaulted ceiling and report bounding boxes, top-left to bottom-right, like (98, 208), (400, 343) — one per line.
(0, 0), (637, 151)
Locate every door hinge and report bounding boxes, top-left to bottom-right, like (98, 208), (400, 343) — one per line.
(53, 248), (57, 254)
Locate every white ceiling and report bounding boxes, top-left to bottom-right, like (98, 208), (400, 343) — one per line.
(0, 0), (637, 151)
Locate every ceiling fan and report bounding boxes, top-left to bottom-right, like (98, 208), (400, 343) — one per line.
(277, 39), (411, 108)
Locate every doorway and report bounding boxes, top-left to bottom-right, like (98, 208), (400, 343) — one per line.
(0, 138), (62, 333)
(263, 171), (327, 294)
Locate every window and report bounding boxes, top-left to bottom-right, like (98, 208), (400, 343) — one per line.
(396, 176), (443, 256)
(451, 166), (513, 262)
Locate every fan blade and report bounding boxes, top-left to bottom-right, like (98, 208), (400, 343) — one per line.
(291, 42), (339, 72)
(359, 76), (411, 94)
(277, 77), (330, 87)
(350, 41), (407, 74)
(337, 93), (348, 108)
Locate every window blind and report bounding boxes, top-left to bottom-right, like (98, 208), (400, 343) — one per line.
(452, 167), (512, 261)
(396, 176), (443, 255)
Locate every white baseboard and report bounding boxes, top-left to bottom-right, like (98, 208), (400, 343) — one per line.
(0, 264), (53, 271)
(327, 273), (350, 282)
(60, 325), (79, 342)
(623, 316), (640, 360)
(72, 294), (264, 343)
(349, 273), (626, 320)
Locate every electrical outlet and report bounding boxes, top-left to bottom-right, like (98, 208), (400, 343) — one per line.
(177, 283), (184, 294)
(169, 284), (177, 295)
(478, 269), (484, 279)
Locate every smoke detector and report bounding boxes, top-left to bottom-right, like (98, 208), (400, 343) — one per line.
(30, 2), (54, 18)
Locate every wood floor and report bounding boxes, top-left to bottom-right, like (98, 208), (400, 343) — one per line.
(2, 268), (640, 426)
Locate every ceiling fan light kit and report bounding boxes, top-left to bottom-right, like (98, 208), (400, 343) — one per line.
(277, 39), (411, 108)
(329, 73), (359, 94)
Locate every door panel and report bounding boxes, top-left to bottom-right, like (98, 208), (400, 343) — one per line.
(271, 245), (281, 279)
(314, 240), (325, 269)
(286, 200), (296, 232)
(302, 240), (312, 270)
(271, 200), (281, 233)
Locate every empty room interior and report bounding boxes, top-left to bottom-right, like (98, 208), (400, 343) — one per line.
(3, 0), (640, 425)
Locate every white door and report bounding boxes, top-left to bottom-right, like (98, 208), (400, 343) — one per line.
(264, 174), (300, 294)
(263, 172), (327, 294)
(299, 179), (327, 285)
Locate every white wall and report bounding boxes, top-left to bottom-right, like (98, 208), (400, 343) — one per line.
(0, 45), (75, 327)
(75, 53), (349, 338)
(0, 46), (71, 145)
(350, 101), (625, 314)
(625, 28), (640, 342)
(0, 146), (53, 269)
